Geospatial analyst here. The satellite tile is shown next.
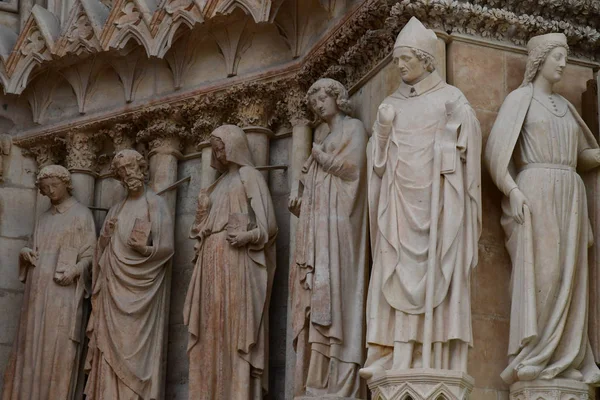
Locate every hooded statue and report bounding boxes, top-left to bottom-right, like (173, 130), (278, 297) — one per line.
(485, 33), (600, 385)
(183, 125), (278, 400)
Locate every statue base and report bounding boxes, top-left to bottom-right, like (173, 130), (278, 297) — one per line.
(509, 379), (595, 400)
(295, 397), (356, 400)
(366, 368), (474, 400)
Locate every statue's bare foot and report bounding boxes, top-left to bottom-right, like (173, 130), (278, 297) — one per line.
(359, 365), (385, 380)
(559, 369), (583, 381)
(516, 365), (542, 381)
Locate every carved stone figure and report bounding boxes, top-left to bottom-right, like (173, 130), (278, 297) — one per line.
(485, 33), (600, 386)
(288, 78), (368, 398)
(359, 17), (482, 380)
(183, 125), (277, 400)
(84, 149), (174, 400)
(2, 165), (96, 400)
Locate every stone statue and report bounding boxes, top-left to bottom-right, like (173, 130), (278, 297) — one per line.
(485, 33), (600, 386)
(359, 17), (482, 380)
(183, 125), (278, 400)
(288, 78), (368, 398)
(2, 165), (96, 400)
(84, 149), (174, 400)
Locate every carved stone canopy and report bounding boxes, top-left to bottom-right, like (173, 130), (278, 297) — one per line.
(11, 0), (600, 154)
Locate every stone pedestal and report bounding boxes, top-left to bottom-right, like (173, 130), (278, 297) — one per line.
(295, 397), (354, 400)
(509, 379), (595, 400)
(367, 369), (474, 400)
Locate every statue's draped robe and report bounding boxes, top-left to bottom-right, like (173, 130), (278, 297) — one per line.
(84, 189), (174, 400)
(2, 197), (95, 400)
(183, 128), (277, 400)
(290, 117), (368, 396)
(365, 71), (482, 365)
(485, 85), (600, 384)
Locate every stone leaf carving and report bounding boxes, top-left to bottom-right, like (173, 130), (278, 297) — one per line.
(56, 1), (103, 57)
(65, 130), (103, 172)
(5, 6), (60, 94)
(105, 122), (136, 151)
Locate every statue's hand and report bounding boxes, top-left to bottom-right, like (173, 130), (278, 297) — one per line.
(226, 231), (253, 248)
(377, 103), (396, 126)
(102, 218), (117, 238)
(288, 195), (302, 217)
(20, 247), (38, 266)
(127, 236), (149, 255)
(54, 266), (80, 286)
(509, 188), (529, 225)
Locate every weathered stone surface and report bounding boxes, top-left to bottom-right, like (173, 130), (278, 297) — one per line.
(0, 291), (22, 345)
(0, 187), (36, 238)
(0, 237), (28, 291)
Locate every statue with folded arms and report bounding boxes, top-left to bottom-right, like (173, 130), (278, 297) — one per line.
(288, 78), (368, 398)
(485, 32), (600, 385)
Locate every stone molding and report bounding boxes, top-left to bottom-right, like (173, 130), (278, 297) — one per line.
(509, 379), (595, 400)
(367, 369), (475, 400)
(0, 0), (597, 98)
(12, 0), (600, 153)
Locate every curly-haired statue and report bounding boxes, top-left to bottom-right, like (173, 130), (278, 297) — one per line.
(485, 33), (600, 387)
(360, 16), (482, 386)
(84, 149), (174, 400)
(288, 78), (368, 398)
(2, 165), (96, 400)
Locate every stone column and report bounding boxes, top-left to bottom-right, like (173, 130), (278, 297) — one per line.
(199, 143), (219, 189)
(242, 126), (273, 180)
(283, 89), (313, 400)
(65, 130), (101, 207)
(138, 119), (185, 214)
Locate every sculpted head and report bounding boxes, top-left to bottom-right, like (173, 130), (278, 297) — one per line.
(111, 149), (148, 192)
(307, 78), (352, 122)
(393, 17), (437, 85)
(36, 165), (73, 204)
(209, 125), (254, 172)
(521, 33), (569, 87)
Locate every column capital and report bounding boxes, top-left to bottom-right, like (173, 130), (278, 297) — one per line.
(22, 138), (65, 170)
(137, 118), (186, 158)
(286, 85), (311, 127)
(104, 122), (136, 152)
(65, 130), (103, 175)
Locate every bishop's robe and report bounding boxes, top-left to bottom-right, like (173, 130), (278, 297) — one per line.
(365, 71), (482, 365)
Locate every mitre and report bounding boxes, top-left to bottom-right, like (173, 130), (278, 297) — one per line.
(527, 32), (568, 53)
(394, 17), (437, 58)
